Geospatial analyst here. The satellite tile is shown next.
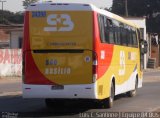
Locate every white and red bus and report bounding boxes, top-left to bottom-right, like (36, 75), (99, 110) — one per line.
(22, 2), (147, 108)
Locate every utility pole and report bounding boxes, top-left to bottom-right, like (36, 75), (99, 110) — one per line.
(125, 0), (128, 17)
(0, 0), (6, 24)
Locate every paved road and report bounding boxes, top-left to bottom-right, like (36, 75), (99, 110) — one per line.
(0, 77), (22, 97)
(0, 82), (21, 93)
(0, 71), (160, 118)
(144, 71), (160, 77)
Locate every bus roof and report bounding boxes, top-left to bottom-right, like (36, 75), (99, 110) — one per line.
(27, 2), (139, 28)
(27, 2), (93, 11)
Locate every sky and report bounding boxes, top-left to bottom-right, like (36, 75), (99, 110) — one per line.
(4, 0), (113, 12)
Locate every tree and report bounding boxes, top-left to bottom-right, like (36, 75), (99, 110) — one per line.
(0, 10), (24, 24)
(8, 12), (24, 24)
(112, 0), (149, 16)
(23, 0), (38, 9)
(112, 0), (125, 16)
(111, 0), (160, 33)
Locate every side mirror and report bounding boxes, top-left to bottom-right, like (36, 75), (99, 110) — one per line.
(140, 39), (148, 54)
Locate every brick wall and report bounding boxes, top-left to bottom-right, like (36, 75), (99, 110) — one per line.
(0, 29), (10, 42)
(151, 46), (159, 68)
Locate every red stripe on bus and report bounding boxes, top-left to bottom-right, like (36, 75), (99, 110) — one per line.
(23, 11), (30, 52)
(93, 11), (114, 80)
(23, 12), (57, 85)
(25, 52), (57, 85)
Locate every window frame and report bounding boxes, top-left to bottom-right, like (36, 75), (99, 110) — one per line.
(97, 13), (138, 48)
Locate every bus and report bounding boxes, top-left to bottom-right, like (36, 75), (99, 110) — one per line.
(22, 2), (147, 108)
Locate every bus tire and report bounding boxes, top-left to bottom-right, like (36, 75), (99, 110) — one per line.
(127, 78), (138, 97)
(103, 82), (114, 108)
(45, 99), (56, 108)
(45, 99), (65, 108)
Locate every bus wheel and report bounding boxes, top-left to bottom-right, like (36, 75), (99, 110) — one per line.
(45, 99), (65, 108)
(127, 78), (138, 97)
(103, 82), (114, 108)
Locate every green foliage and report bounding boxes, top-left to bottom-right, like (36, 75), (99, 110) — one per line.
(0, 0), (39, 24)
(23, 0), (38, 9)
(112, 0), (150, 16)
(0, 10), (24, 24)
(112, 0), (125, 16)
(111, 0), (160, 33)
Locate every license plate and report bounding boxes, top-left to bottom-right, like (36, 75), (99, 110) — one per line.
(51, 85), (64, 90)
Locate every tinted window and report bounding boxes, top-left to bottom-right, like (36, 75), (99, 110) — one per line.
(98, 13), (138, 48)
(104, 16), (110, 43)
(133, 31), (138, 47)
(107, 19), (115, 44)
(98, 14), (105, 43)
(113, 20), (121, 45)
(128, 29), (133, 46)
(121, 27), (128, 46)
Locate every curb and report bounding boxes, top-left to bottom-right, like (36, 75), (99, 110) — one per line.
(143, 69), (160, 73)
(0, 91), (22, 97)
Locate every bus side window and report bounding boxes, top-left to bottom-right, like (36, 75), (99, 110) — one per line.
(126, 26), (130, 46)
(107, 19), (115, 44)
(131, 27), (138, 48)
(103, 16), (109, 43)
(128, 28), (133, 47)
(114, 27), (119, 44)
(137, 29), (141, 40)
(133, 31), (138, 47)
(124, 27), (128, 46)
(113, 20), (120, 45)
(98, 14), (105, 43)
(120, 24), (127, 46)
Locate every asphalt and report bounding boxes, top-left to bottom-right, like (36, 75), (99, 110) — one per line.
(143, 67), (160, 73)
(0, 76), (22, 96)
(0, 70), (159, 117)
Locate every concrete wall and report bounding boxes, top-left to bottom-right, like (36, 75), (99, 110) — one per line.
(10, 31), (23, 49)
(0, 49), (22, 76)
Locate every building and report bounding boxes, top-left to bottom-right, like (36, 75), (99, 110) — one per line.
(0, 24), (23, 49)
(0, 24), (23, 76)
(147, 33), (160, 68)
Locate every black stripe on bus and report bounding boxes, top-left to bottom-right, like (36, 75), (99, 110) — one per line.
(33, 50), (84, 53)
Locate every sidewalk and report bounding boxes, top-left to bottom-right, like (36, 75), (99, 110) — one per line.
(0, 76), (22, 96)
(143, 67), (160, 73)
(0, 76), (21, 84)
